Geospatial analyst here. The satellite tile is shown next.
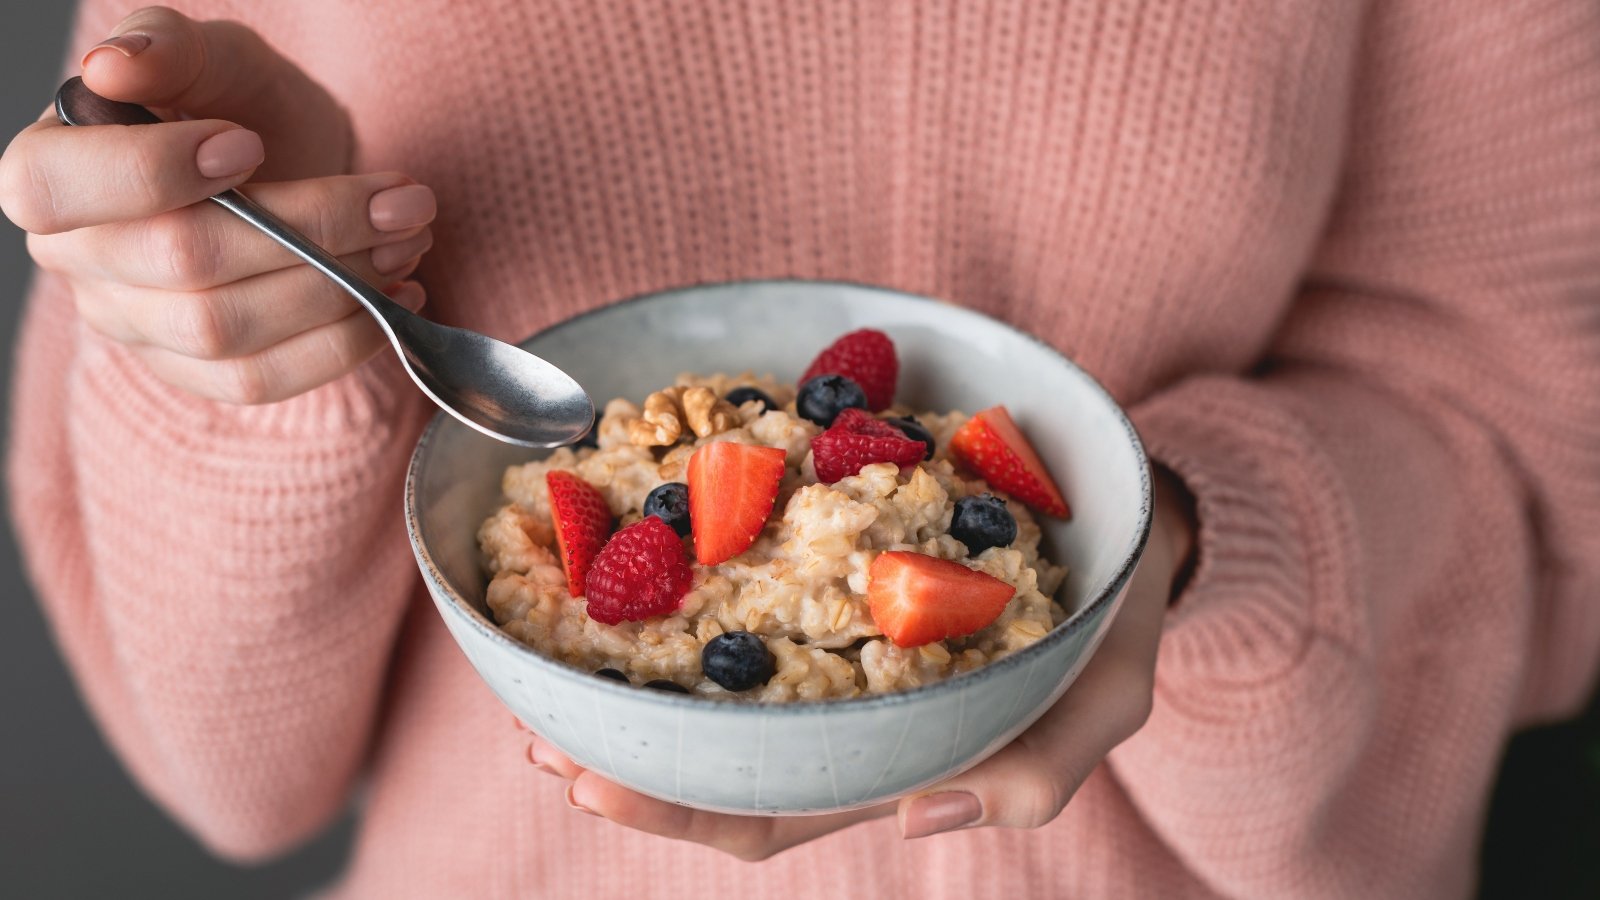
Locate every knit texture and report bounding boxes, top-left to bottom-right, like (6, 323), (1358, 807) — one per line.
(8, 1), (1599, 897)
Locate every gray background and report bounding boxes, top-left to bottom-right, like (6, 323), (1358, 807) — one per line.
(0, 6), (351, 898)
(2, 4), (1594, 900)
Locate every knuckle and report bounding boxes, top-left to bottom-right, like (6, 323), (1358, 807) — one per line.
(1003, 770), (1071, 830)
(125, 139), (173, 216)
(0, 147), (62, 234)
(1122, 688), (1155, 738)
(216, 358), (272, 405)
(1107, 664), (1156, 740)
(127, 6), (189, 29)
(165, 293), (238, 360)
(24, 231), (63, 271)
(144, 212), (222, 290)
(297, 182), (347, 248)
(213, 18), (269, 52)
(694, 815), (776, 863)
(324, 316), (380, 372)
(68, 284), (116, 335)
(719, 837), (775, 863)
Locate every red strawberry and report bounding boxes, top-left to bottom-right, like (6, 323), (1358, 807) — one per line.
(801, 329), (898, 412)
(687, 442), (788, 565)
(810, 408), (927, 483)
(546, 470), (613, 595)
(584, 517), (693, 625)
(949, 406), (1070, 518)
(866, 551), (1016, 647)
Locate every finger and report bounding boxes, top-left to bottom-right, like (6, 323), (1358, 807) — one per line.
(896, 670), (1143, 837)
(526, 734), (587, 780)
(0, 111), (261, 235)
(73, 234), (428, 360)
(568, 772), (893, 862)
(897, 565), (1172, 837)
(128, 281), (425, 404)
(29, 173), (436, 290)
(80, 7), (350, 179)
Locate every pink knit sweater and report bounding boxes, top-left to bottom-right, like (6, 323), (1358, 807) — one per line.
(10, 1), (1599, 897)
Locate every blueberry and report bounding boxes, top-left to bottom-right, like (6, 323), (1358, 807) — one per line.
(644, 679), (690, 694)
(885, 415), (936, 460)
(949, 493), (1018, 556)
(642, 482), (691, 537)
(595, 668), (630, 683)
(724, 386), (777, 414)
(701, 631), (777, 692)
(796, 374), (868, 427)
(575, 406), (601, 449)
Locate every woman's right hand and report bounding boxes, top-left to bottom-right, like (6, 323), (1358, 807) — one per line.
(0, 6), (434, 404)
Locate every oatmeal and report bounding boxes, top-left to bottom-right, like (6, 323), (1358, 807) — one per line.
(477, 330), (1070, 701)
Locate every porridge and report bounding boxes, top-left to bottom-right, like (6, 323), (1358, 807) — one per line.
(477, 329), (1071, 701)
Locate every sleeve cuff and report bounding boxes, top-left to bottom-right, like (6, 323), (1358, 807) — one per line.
(1129, 375), (1360, 685)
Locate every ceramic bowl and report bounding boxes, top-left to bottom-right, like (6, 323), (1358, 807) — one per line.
(405, 280), (1150, 815)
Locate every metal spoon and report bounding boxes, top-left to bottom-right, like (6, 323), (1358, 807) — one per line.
(55, 76), (593, 448)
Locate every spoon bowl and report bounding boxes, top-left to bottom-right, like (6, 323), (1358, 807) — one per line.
(55, 76), (593, 448)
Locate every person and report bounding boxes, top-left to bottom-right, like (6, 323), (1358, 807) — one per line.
(2, 2), (1595, 897)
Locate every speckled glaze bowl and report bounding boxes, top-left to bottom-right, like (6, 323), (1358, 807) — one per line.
(405, 281), (1150, 815)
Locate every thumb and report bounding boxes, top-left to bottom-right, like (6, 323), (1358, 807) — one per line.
(896, 691), (1148, 837)
(896, 735), (1086, 838)
(895, 589), (1166, 838)
(79, 6), (352, 180)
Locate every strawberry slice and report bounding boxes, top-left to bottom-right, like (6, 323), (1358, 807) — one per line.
(546, 470), (613, 595)
(687, 442), (788, 565)
(801, 329), (898, 412)
(810, 408), (927, 483)
(866, 551), (1017, 647)
(584, 517), (693, 624)
(949, 406), (1070, 518)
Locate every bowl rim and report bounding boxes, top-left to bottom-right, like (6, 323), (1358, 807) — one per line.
(405, 278), (1153, 714)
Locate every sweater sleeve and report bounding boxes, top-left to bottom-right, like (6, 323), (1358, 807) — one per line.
(1112, 1), (1600, 896)
(4, 5), (430, 863)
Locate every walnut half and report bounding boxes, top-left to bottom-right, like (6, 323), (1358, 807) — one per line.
(628, 385), (740, 447)
(628, 386), (687, 446)
(681, 386), (740, 437)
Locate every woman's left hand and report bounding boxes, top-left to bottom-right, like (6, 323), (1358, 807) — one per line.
(518, 469), (1195, 861)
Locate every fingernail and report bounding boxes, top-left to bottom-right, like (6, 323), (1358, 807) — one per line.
(195, 129), (265, 179)
(378, 257), (421, 282)
(372, 230), (433, 275)
(81, 33), (151, 67)
(565, 784), (600, 817)
(369, 184), (436, 232)
(901, 792), (981, 839)
(386, 282), (427, 311)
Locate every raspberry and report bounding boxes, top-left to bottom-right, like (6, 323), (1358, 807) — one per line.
(830, 407), (904, 438)
(583, 517), (694, 625)
(811, 408), (928, 483)
(801, 329), (898, 412)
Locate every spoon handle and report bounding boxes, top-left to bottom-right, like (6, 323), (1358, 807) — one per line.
(54, 77), (410, 333)
(206, 188), (403, 324)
